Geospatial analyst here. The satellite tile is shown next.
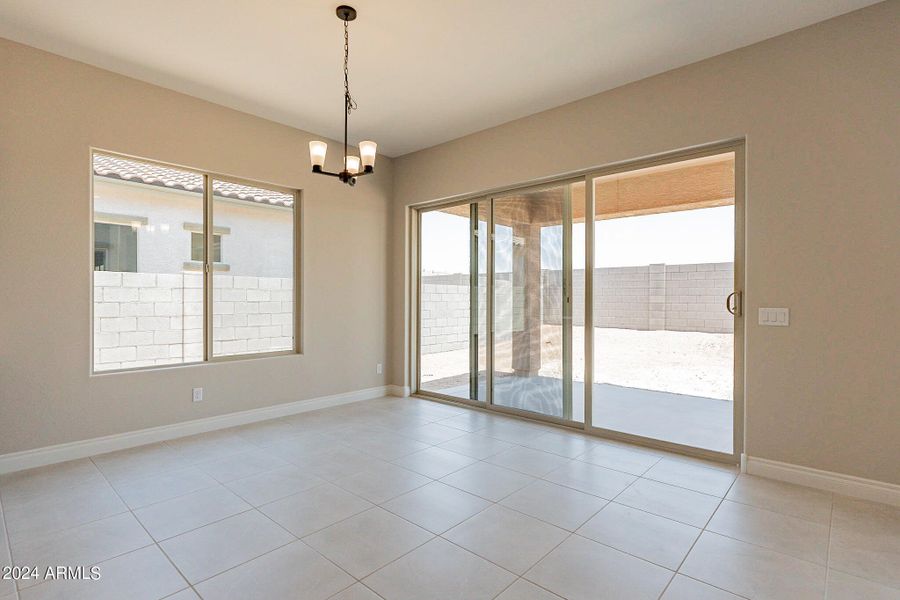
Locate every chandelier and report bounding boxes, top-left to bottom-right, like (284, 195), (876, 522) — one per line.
(308, 5), (376, 186)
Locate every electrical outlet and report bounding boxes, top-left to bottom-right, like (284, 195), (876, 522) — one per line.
(192, 387), (204, 402)
(376, 363), (383, 375)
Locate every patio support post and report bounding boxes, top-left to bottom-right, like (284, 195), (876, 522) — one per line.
(512, 220), (543, 377)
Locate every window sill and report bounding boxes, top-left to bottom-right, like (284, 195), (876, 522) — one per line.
(91, 349), (301, 376)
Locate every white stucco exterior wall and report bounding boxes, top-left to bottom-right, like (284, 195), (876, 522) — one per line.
(93, 177), (293, 278)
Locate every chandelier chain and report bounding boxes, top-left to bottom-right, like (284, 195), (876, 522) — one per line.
(344, 20), (357, 115)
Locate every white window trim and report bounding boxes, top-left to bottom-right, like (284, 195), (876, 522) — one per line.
(94, 212), (148, 227)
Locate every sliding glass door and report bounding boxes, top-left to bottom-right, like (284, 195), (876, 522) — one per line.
(416, 144), (742, 460)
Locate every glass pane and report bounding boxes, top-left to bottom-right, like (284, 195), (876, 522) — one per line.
(211, 179), (295, 357)
(591, 152), (735, 452)
(419, 205), (481, 400)
(92, 153), (203, 371)
(493, 184), (571, 418)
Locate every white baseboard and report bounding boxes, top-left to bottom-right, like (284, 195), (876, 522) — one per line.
(388, 385), (411, 397)
(744, 455), (900, 507)
(0, 385), (391, 476)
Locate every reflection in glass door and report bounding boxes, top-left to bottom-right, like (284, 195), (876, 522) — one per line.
(492, 183), (582, 420)
(590, 152), (737, 453)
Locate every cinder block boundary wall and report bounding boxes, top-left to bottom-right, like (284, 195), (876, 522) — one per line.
(422, 262), (733, 354)
(93, 271), (293, 370)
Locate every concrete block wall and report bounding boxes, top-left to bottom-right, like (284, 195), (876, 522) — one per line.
(420, 273), (507, 355)
(420, 273), (469, 356)
(93, 271), (293, 371)
(662, 262), (734, 333)
(547, 262), (734, 332)
(421, 262), (734, 355)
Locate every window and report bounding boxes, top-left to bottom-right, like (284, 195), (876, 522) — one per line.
(191, 232), (221, 263)
(92, 151), (300, 372)
(94, 222), (138, 272)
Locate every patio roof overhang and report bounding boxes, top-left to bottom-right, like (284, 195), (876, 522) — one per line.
(441, 152), (735, 226)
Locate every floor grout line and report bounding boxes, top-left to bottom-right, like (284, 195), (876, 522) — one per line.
(87, 455), (202, 599)
(95, 453), (336, 598)
(823, 490), (836, 599)
(0, 496), (21, 600)
(655, 472), (739, 599)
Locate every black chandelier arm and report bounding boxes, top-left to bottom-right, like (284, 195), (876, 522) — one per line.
(311, 165), (373, 176)
(311, 165), (374, 185)
(311, 166), (341, 177)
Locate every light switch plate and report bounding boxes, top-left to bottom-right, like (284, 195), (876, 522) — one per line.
(758, 308), (789, 326)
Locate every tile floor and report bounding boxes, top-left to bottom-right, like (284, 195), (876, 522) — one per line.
(0, 396), (898, 599)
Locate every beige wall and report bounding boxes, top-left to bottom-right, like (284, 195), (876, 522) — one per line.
(391, 2), (900, 483)
(0, 38), (393, 455)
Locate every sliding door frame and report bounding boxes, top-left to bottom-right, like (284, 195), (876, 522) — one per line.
(468, 203), (479, 399)
(411, 138), (746, 464)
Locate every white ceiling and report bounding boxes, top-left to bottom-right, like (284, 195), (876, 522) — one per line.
(0, 0), (880, 156)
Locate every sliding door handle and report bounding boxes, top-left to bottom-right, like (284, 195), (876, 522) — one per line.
(726, 291), (742, 317)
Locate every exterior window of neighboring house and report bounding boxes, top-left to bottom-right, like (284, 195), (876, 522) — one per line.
(91, 151), (299, 373)
(184, 223), (229, 271)
(190, 232), (222, 262)
(94, 220), (141, 272)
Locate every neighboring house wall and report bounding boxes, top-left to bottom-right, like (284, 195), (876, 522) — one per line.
(93, 177), (293, 277)
(421, 262), (733, 355)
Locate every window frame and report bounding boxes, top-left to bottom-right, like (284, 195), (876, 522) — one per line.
(90, 148), (302, 375)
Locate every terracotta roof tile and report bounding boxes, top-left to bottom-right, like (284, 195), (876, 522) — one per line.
(93, 154), (294, 208)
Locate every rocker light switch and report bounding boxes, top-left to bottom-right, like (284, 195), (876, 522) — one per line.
(758, 308), (789, 326)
